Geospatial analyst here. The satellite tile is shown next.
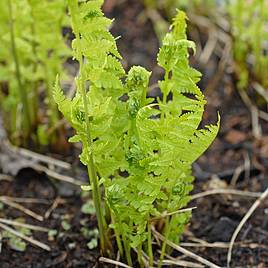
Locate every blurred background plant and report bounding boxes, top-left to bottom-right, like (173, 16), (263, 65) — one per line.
(142, 0), (219, 41)
(141, 0), (268, 96)
(229, 0), (268, 91)
(0, 0), (70, 148)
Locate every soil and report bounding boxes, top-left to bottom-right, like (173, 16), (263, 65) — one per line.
(0, 1), (268, 267)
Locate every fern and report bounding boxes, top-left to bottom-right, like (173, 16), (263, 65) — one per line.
(54, 1), (219, 266)
(0, 0), (70, 146)
(229, 0), (268, 89)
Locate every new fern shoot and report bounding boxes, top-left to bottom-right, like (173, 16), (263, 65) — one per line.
(54, 0), (219, 266)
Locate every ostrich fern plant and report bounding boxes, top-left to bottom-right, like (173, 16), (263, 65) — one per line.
(54, 0), (219, 266)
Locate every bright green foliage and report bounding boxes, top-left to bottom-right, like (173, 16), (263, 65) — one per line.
(0, 0), (70, 146)
(229, 0), (268, 89)
(54, 1), (219, 265)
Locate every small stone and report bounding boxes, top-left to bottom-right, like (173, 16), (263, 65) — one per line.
(208, 216), (238, 242)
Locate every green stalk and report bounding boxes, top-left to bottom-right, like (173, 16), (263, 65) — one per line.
(147, 219), (153, 266)
(118, 218), (132, 266)
(86, 162), (107, 252)
(68, 0), (108, 253)
(137, 243), (144, 268)
(158, 215), (171, 268)
(28, 1), (39, 129)
(8, 0), (32, 143)
(111, 213), (123, 257)
(158, 192), (173, 268)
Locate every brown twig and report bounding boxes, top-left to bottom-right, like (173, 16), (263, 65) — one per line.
(0, 218), (50, 232)
(4, 140), (71, 169)
(99, 257), (132, 268)
(153, 228), (221, 268)
(150, 207), (196, 221)
(181, 240), (267, 250)
(227, 187), (268, 268)
(33, 164), (83, 186)
(0, 196), (44, 221)
(159, 251), (204, 267)
(1, 196), (50, 205)
(191, 189), (262, 200)
(115, 251), (120, 268)
(182, 236), (266, 249)
(237, 90), (262, 139)
(230, 165), (244, 187)
(0, 222), (50, 251)
(252, 82), (268, 103)
(181, 241), (229, 249)
(44, 197), (64, 219)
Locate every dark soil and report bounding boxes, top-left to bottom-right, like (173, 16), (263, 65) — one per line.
(0, 1), (268, 267)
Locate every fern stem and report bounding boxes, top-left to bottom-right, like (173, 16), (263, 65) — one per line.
(158, 215), (171, 268)
(111, 214), (123, 257)
(118, 218), (132, 266)
(147, 219), (153, 266)
(137, 243), (144, 268)
(8, 0), (32, 144)
(86, 162), (107, 251)
(68, 0), (108, 253)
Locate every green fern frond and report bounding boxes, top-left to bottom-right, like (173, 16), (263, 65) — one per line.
(182, 116), (220, 163)
(53, 76), (72, 123)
